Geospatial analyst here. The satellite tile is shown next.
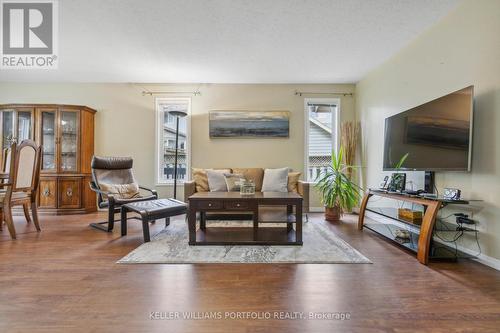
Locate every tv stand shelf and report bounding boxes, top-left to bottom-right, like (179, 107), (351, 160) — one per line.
(358, 189), (471, 265)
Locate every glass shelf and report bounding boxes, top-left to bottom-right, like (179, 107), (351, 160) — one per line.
(367, 207), (422, 228)
(434, 219), (477, 233)
(364, 220), (419, 253)
(367, 207), (477, 233)
(365, 207), (476, 260)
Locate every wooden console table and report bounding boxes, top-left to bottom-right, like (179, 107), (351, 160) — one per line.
(358, 189), (469, 265)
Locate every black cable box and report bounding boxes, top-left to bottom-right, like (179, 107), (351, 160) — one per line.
(457, 216), (475, 225)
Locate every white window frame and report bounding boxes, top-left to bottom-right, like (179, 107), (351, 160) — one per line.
(304, 98), (340, 183)
(155, 97), (191, 186)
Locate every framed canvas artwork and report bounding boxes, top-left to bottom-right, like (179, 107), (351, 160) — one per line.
(209, 111), (290, 138)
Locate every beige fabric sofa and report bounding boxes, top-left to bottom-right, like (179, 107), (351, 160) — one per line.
(184, 168), (310, 213)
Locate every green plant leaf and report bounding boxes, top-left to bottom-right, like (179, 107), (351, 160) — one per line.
(394, 153), (409, 169)
(314, 147), (363, 210)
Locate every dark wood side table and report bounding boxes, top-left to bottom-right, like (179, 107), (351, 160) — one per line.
(188, 192), (303, 246)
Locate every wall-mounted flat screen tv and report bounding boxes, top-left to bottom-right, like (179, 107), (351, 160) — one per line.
(383, 86), (474, 171)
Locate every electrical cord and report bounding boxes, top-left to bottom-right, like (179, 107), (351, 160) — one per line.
(433, 209), (482, 259)
(434, 183), (439, 197)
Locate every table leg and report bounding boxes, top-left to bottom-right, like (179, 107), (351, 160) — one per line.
(165, 217), (170, 228)
(142, 217), (151, 242)
(200, 211), (206, 230)
(252, 206), (259, 241)
(188, 206), (197, 245)
(358, 192), (373, 230)
(253, 206), (259, 229)
(417, 200), (441, 265)
(295, 202), (302, 244)
(120, 207), (127, 236)
(287, 205), (293, 232)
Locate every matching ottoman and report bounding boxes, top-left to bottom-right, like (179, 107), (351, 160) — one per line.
(121, 198), (187, 242)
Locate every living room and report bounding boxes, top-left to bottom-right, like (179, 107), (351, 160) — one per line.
(1, 0), (499, 332)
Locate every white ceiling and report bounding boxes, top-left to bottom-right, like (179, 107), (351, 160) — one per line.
(0, 0), (460, 83)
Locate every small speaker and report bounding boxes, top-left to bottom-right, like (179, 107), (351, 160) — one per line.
(443, 188), (461, 200)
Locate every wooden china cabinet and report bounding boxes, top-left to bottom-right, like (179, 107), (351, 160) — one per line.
(0, 104), (97, 214)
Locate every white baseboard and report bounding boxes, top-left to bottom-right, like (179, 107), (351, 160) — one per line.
(460, 247), (500, 271)
(364, 211), (500, 271)
(309, 207), (325, 213)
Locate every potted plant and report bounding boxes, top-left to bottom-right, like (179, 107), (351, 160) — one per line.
(315, 148), (362, 222)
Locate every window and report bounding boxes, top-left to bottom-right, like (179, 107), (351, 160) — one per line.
(156, 98), (191, 184)
(304, 98), (339, 182)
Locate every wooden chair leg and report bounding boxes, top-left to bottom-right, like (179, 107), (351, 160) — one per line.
(4, 205), (16, 239)
(31, 201), (41, 232)
(23, 202), (32, 224)
(0, 210), (3, 231)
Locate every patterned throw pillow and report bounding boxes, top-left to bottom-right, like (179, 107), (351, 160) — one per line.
(192, 168), (231, 192)
(224, 173), (245, 191)
(99, 182), (140, 199)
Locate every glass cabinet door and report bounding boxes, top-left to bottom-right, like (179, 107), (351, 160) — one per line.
(1, 110), (15, 150)
(41, 110), (57, 171)
(59, 111), (79, 172)
(17, 111), (33, 142)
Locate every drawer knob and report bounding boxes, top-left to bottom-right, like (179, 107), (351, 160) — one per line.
(66, 188), (73, 197)
(236, 203), (241, 207)
(208, 203), (212, 207)
(43, 188), (50, 197)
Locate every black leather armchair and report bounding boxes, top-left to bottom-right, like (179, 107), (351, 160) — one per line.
(89, 156), (158, 232)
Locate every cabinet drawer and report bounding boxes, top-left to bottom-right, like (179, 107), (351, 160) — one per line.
(58, 178), (81, 208)
(39, 179), (57, 208)
(224, 201), (251, 210)
(196, 201), (223, 210)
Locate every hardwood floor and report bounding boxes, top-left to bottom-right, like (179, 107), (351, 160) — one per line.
(1, 212), (500, 333)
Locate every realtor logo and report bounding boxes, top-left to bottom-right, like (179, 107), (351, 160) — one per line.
(1, 0), (58, 69)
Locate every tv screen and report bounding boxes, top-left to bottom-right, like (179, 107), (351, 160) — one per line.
(383, 86), (473, 171)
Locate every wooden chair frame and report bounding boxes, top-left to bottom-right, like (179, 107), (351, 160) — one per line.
(0, 140), (42, 239)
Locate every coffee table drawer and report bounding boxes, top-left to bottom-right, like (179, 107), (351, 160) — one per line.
(196, 201), (223, 210)
(225, 201), (251, 210)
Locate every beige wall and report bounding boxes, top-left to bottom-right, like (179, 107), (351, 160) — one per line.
(0, 83), (355, 207)
(355, 0), (500, 262)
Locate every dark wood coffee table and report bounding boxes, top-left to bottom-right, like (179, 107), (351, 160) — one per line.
(188, 192), (303, 246)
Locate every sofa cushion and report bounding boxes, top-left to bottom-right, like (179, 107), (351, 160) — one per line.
(192, 168), (231, 192)
(207, 170), (229, 192)
(287, 172), (301, 192)
(261, 167), (289, 192)
(232, 168), (264, 191)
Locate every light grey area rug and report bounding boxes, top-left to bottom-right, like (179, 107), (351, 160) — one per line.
(118, 220), (371, 264)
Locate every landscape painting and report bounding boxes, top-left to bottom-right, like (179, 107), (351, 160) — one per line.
(209, 111), (290, 138)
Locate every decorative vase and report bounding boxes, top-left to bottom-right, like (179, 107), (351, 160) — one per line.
(240, 180), (255, 195)
(325, 206), (341, 222)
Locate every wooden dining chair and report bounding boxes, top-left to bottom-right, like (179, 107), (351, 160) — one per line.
(0, 140), (42, 239)
(0, 147), (10, 231)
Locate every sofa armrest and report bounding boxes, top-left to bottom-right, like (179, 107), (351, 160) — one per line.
(184, 180), (196, 203)
(298, 180), (311, 213)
